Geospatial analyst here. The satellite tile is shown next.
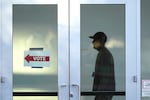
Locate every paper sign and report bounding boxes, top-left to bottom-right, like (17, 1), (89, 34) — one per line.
(24, 50), (50, 67)
(142, 80), (150, 97)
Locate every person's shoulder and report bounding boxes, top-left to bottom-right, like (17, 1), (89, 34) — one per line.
(103, 47), (113, 56)
(102, 47), (110, 53)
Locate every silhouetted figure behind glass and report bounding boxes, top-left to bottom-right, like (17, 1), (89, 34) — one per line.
(89, 32), (115, 100)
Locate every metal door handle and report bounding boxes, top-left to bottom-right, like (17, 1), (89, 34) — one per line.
(70, 84), (79, 100)
(60, 84), (67, 87)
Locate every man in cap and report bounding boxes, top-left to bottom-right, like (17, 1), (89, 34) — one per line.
(89, 32), (115, 100)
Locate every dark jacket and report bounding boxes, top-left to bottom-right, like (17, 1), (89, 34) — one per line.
(93, 47), (115, 91)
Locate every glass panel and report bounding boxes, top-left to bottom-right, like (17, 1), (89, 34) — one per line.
(80, 4), (125, 100)
(13, 5), (58, 93)
(141, 0), (150, 99)
(13, 96), (58, 100)
(81, 96), (125, 100)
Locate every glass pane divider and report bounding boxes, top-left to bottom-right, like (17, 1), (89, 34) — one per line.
(13, 91), (125, 96)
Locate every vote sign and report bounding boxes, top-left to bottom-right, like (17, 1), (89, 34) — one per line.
(24, 51), (50, 67)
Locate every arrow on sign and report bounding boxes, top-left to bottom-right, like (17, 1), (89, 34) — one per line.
(25, 54), (50, 63)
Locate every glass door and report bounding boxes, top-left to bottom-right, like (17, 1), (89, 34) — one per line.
(141, 0), (150, 99)
(0, 0), (141, 100)
(70, 0), (140, 100)
(1, 0), (69, 100)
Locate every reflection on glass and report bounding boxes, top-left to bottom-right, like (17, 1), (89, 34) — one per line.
(89, 32), (115, 100)
(13, 5), (58, 92)
(81, 4), (125, 100)
(141, 0), (150, 99)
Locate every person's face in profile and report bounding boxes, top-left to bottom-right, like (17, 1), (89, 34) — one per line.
(92, 39), (101, 49)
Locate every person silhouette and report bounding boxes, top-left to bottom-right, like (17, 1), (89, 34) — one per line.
(89, 32), (115, 100)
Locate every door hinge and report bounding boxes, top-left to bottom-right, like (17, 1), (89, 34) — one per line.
(0, 76), (5, 83)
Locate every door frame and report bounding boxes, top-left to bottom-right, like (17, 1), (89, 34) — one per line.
(69, 0), (141, 100)
(1, 0), (69, 100)
(0, 0), (141, 100)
